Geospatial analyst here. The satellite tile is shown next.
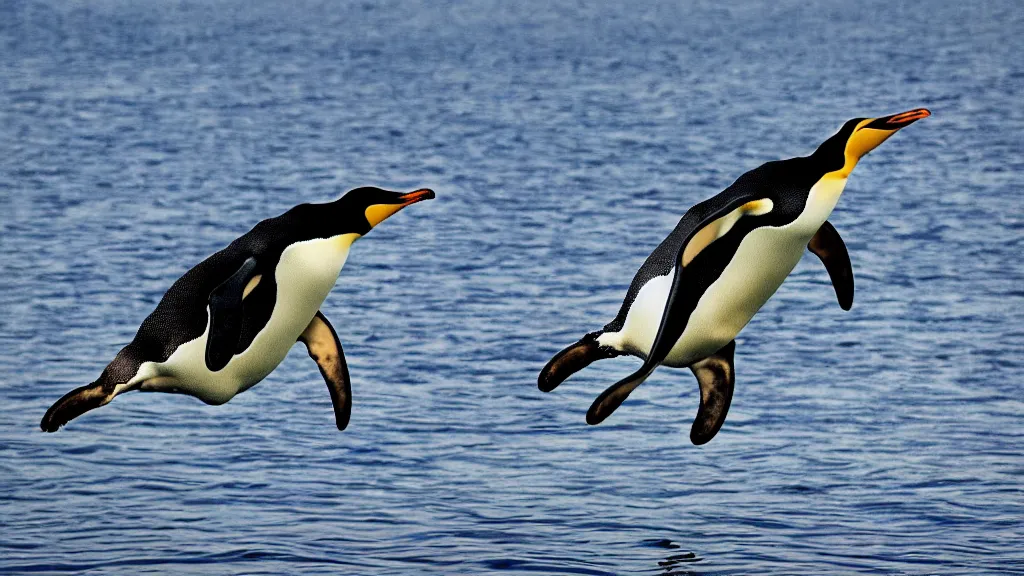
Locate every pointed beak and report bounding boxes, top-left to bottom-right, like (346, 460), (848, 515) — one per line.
(397, 188), (435, 206)
(865, 108), (931, 130)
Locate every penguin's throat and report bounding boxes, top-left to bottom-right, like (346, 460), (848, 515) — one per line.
(799, 175), (848, 233)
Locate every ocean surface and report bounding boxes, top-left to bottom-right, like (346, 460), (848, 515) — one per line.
(1, 0), (1021, 574)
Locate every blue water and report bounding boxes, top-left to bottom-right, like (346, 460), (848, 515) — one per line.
(1, 0), (1022, 574)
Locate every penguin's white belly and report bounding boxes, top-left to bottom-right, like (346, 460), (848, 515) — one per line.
(613, 228), (806, 366)
(607, 177), (846, 366)
(131, 235), (358, 404)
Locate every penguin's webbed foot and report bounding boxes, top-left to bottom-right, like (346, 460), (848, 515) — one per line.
(688, 341), (736, 445)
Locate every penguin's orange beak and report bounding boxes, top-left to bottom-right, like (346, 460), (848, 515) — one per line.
(396, 188), (436, 206)
(864, 108), (931, 130)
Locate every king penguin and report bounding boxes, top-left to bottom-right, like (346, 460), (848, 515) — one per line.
(538, 109), (930, 444)
(41, 187), (435, 432)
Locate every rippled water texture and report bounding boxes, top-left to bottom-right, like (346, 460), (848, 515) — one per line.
(1, 0), (1022, 574)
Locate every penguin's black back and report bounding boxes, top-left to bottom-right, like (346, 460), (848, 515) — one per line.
(124, 204), (320, 365)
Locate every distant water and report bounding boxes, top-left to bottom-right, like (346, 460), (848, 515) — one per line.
(1, 0), (1021, 574)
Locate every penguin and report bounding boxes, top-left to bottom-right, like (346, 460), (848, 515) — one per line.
(41, 187), (435, 432)
(538, 109), (930, 445)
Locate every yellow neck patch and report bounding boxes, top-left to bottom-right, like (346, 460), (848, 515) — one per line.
(365, 203), (406, 228)
(832, 118), (897, 178)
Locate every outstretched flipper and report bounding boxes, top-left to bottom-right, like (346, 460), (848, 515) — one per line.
(538, 334), (617, 392)
(688, 340), (735, 445)
(205, 256), (260, 371)
(299, 311), (352, 431)
(808, 221), (854, 310)
(587, 195), (769, 425)
(40, 381), (115, 432)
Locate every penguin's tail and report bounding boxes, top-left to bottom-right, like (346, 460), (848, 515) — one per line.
(40, 382), (116, 432)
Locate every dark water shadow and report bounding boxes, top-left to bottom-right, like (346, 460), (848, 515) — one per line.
(641, 539), (704, 576)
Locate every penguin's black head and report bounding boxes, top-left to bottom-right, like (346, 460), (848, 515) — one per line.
(812, 108), (931, 177)
(335, 186), (435, 235)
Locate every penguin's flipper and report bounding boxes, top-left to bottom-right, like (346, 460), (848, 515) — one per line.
(205, 256), (259, 372)
(587, 196), (767, 425)
(688, 340), (735, 445)
(808, 220), (854, 310)
(299, 311), (352, 431)
(538, 334), (616, 392)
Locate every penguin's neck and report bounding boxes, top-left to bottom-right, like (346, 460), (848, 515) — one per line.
(795, 173), (848, 235)
(278, 233), (360, 288)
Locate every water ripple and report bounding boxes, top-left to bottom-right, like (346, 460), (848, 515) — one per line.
(2, 0), (1022, 574)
